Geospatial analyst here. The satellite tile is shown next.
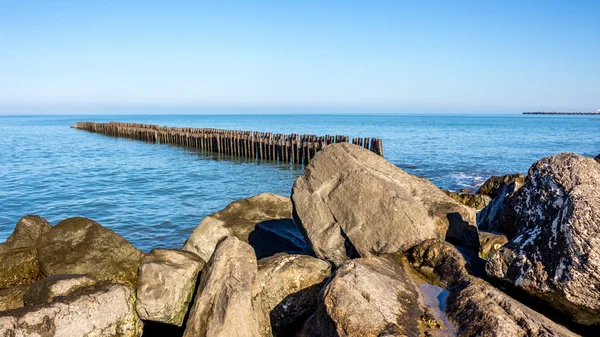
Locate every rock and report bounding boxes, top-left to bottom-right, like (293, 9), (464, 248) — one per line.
(477, 174), (525, 234)
(292, 143), (478, 266)
(183, 193), (310, 262)
(477, 173), (526, 198)
(36, 217), (145, 287)
(0, 286), (28, 312)
(595, 154), (600, 163)
(183, 236), (271, 337)
(302, 255), (448, 337)
(0, 247), (40, 289)
(407, 239), (579, 337)
(258, 253), (331, 336)
(136, 249), (205, 326)
(23, 274), (97, 306)
(487, 153), (600, 325)
(0, 215), (52, 253)
(460, 188), (473, 193)
(478, 231), (508, 260)
(444, 190), (491, 210)
(0, 282), (143, 336)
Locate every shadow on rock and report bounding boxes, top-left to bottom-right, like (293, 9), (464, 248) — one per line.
(445, 212), (480, 252)
(248, 219), (313, 259)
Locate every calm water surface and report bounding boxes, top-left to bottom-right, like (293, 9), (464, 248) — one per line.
(1, 114), (598, 251)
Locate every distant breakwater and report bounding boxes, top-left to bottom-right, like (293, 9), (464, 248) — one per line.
(523, 112), (600, 115)
(73, 121), (384, 164)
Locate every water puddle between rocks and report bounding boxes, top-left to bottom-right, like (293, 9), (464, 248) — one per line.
(419, 282), (458, 336)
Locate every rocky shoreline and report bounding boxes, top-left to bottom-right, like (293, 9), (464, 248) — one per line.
(1, 143), (599, 336)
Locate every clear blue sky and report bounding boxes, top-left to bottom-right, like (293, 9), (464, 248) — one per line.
(1, 0), (598, 114)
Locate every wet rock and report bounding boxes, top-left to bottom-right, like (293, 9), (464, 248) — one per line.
(0, 215), (52, 253)
(292, 143), (478, 266)
(36, 217), (145, 287)
(302, 255), (442, 337)
(478, 231), (508, 260)
(444, 191), (491, 210)
(258, 253), (331, 336)
(487, 153), (600, 325)
(477, 173), (526, 198)
(183, 236), (271, 337)
(0, 282), (143, 336)
(0, 247), (40, 289)
(23, 274), (97, 306)
(407, 239), (579, 337)
(137, 249), (205, 326)
(183, 193), (309, 262)
(0, 286), (28, 312)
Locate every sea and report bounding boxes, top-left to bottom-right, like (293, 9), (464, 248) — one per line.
(1, 113), (598, 251)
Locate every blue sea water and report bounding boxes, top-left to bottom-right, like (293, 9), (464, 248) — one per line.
(1, 113), (598, 251)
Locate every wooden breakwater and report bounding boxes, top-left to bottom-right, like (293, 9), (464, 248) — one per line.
(73, 122), (384, 164)
(523, 112), (600, 115)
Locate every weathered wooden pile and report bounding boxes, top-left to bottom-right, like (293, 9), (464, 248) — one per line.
(73, 121), (384, 164)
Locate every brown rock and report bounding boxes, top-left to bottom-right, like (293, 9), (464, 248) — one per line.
(292, 143), (478, 266)
(0, 247), (40, 289)
(488, 153), (600, 325)
(258, 253), (331, 336)
(23, 274), (97, 306)
(444, 190), (491, 210)
(0, 286), (28, 312)
(183, 193), (309, 262)
(0, 215), (51, 253)
(478, 231), (508, 260)
(183, 236), (271, 337)
(36, 217), (145, 287)
(476, 173), (526, 198)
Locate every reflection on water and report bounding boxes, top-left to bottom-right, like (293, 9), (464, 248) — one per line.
(419, 282), (457, 336)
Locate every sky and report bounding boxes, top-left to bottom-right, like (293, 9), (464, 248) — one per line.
(0, 0), (599, 114)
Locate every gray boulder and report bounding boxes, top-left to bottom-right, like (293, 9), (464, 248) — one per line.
(292, 143), (478, 266)
(258, 253), (331, 336)
(476, 174), (525, 234)
(478, 231), (508, 260)
(136, 249), (205, 326)
(0, 282), (143, 336)
(407, 239), (579, 337)
(444, 190), (491, 210)
(183, 236), (272, 337)
(0, 247), (40, 289)
(302, 255), (450, 337)
(0, 215), (51, 253)
(183, 193), (309, 262)
(36, 217), (145, 287)
(23, 274), (97, 306)
(0, 286), (28, 312)
(487, 153), (600, 325)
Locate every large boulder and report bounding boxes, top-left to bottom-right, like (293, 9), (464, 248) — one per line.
(136, 249), (205, 326)
(291, 143), (478, 266)
(0, 247), (40, 289)
(487, 153), (600, 326)
(476, 173), (525, 233)
(302, 255), (451, 337)
(183, 193), (310, 262)
(478, 231), (508, 260)
(0, 286), (28, 312)
(407, 239), (579, 337)
(0, 215), (51, 253)
(444, 191), (491, 210)
(183, 236), (271, 337)
(0, 283), (143, 336)
(23, 274), (97, 306)
(258, 253), (331, 336)
(36, 217), (145, 287)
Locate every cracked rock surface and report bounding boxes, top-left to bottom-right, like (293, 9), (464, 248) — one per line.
(487, 153), (600, 326)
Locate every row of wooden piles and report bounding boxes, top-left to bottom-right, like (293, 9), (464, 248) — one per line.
(73, 122), (384, 165)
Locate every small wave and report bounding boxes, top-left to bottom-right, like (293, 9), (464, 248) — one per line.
(449, 172), (487, 188)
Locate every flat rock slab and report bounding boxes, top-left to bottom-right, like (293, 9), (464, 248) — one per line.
(36, 217), (145, 287)
(0, 215), (51, 253)
(292, 143), (478, 266)
(183, 193), (309, 262)
(258, 253), (331, 336)
(0, 247), (40, 289)
(183, 236), (271, 337)
(488, 153), (600, 325)
(136, 249), (205, 326)
(0, 283), (143, 337)
(23, 274), (97, 306)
